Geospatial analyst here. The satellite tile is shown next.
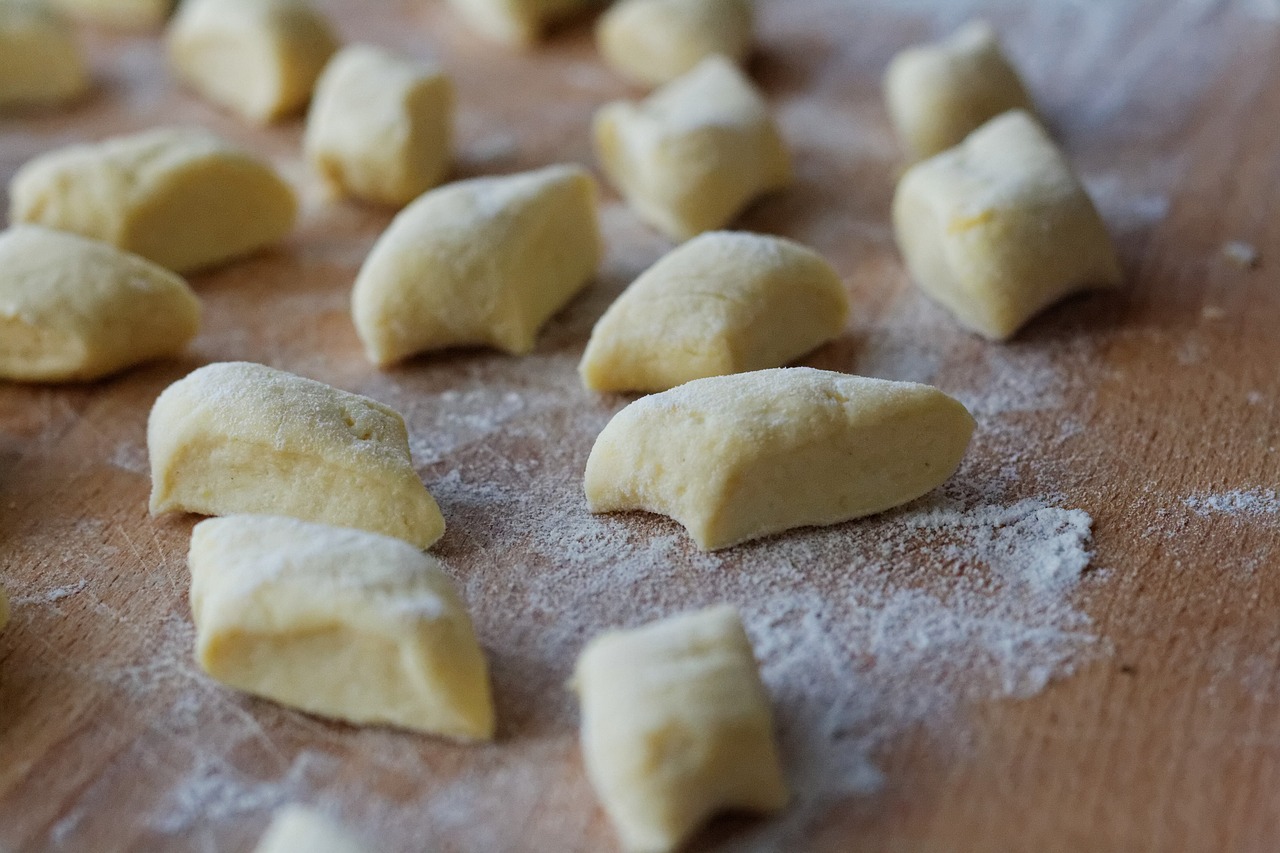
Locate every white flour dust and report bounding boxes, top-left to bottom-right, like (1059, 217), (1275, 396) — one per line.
(1184, 488), (1280, 519)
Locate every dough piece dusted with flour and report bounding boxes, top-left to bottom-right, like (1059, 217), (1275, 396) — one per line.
(305, 44), (453, 207)
(885, 21), (1034, 162)
(444, 0), (595, 46)
(580, 231), (848, 392)
(167, 0), (339, 123)
(594, 56), (790, 241)
(574, 605), (787, 853)
(0, 0), (89, 108)
(255, 806), (369, 853)
(149, 362), (445, 549)
(191, 516), (494, 739)
(9, 127), (297, 274)
(352, 164), (601, 365)
(893, 110), (1122, 340)
(585, 367), (975, 550)
(596, 0), (753, 87)
(0, 226), (200, 382)
(50, 0), (172, 28)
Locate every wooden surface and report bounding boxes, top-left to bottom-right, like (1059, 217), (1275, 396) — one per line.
(3, 1), (1279, 851)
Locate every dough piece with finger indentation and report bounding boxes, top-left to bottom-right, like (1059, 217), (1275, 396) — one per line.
(596, 0), (753, 87)
(149, 362), (445, 549)
(573, 605), (787, 853)
(352, 164), (601, 365)
(585, 367), (975, 550)
(8, 127), (297, 274)
(167, 0), (339, 123)
(580, 231), (848, 393)
(191, 515), (493, 739)
(0, 226), (200, 382)
(594, 56), (790, 241)
(0, 0), (89, 108)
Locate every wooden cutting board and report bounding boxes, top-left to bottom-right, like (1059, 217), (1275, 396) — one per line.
(3, 1), (1279, 850)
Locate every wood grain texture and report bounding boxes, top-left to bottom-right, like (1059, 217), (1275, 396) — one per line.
(2, 1), (1279, 851)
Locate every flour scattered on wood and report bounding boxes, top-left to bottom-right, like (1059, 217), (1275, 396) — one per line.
(1184, 488), (1280, 519)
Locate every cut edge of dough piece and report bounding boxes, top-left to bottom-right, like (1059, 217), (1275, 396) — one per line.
(573, 604), (788, 853)
(0, 0), (90, 108)
(148, 361), (446, 549)
(584, 367), (976, 550)
(0, 225), (200, 383)
(254, 805), (369, 853)
(579, 230), (849, 392)
(190, 515), (494, 740)
(596, 0), (755, 88)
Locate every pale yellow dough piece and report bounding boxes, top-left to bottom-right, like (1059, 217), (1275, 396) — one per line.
(580, 231), (848, 393)
(167, 0), (339, 123)
(190, 516), (494, 739)
(50, 0), (172, 28)
(255, 806), (368, 853)
(893, 110), (1122, 340)
(885, 21), (1034, 162)
(596, 0), (753, 87)
(0, 226), (200, 382)
(574, 605), (787, 853)
(9, 127), (297, 274)
(305, 44), (454, 207)
(585, 367), (975, 550)
(0, 0), (89, 108)
(149, 362), (445, 549)
(445, 0), (596, 45)
(352, 164), (601, 365)
(594, 56), (790, 241)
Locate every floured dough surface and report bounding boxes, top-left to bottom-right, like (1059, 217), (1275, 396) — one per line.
(0, 226), (200, 382)
(190, 515), (494, 738)
(254, 805), (369, 853)
(580, 231), (848, 392)
(594, 56), (790, 241)
(8, 127), (297, 273)
(596, 0), (753, 87)
(574, 605), (788, 853)
(893, 109), (1122, 340)
(585, 367), (976, 550)
(149, 362), (445, 549)
(0, 0), (89, 108)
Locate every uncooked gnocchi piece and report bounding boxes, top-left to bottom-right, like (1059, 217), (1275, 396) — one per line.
(352, 164), (601, 365)
(305, 44), (453, 207)
(594, 56), (790, 241)
(0, 0), (89, 108)
(585, 367), (975, 550)
(50, 0), (172, 28)
(149, 362), (445, 549)
(255, 806), (368, 853)
(445, 0), (595, 46)
(596, 0), (753, 87)
(190, 515), (494, 739)
(573, 605), (787, 853)
(893, 109), (1122, 340)
(167, 0), (339, 123)
(0, 226), (200, 382)
(9, 127), (297, 274)
(580, 231), (848, 392)
(884, 21), (1034, 162)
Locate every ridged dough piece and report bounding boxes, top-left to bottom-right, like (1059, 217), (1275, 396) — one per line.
(580, 231), (848, 393)
(0, 0), (89, 108)
(884, 21), (1034, 162)
(444, 0), (596, 46)
(50, 0), (172, 28)
(255, 806), (368, 853)
(167, 0), (339, 123)
(0, 226), (200, 382)
(893, 110), (1122, 340)
(149, 362), (445, 549)
(585, 367), (975, 551)
(596, 0), (753, 87)
(594, 56), (790, 241)
(573, 605), (787, 853)
(352, 164), (601, 365)
(8, 127), (297, 274)
(190, 516), (494, 739)
(305, 44), (454, 207)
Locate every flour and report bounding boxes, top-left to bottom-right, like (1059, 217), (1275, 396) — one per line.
(1184, 488), (1280, 519)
